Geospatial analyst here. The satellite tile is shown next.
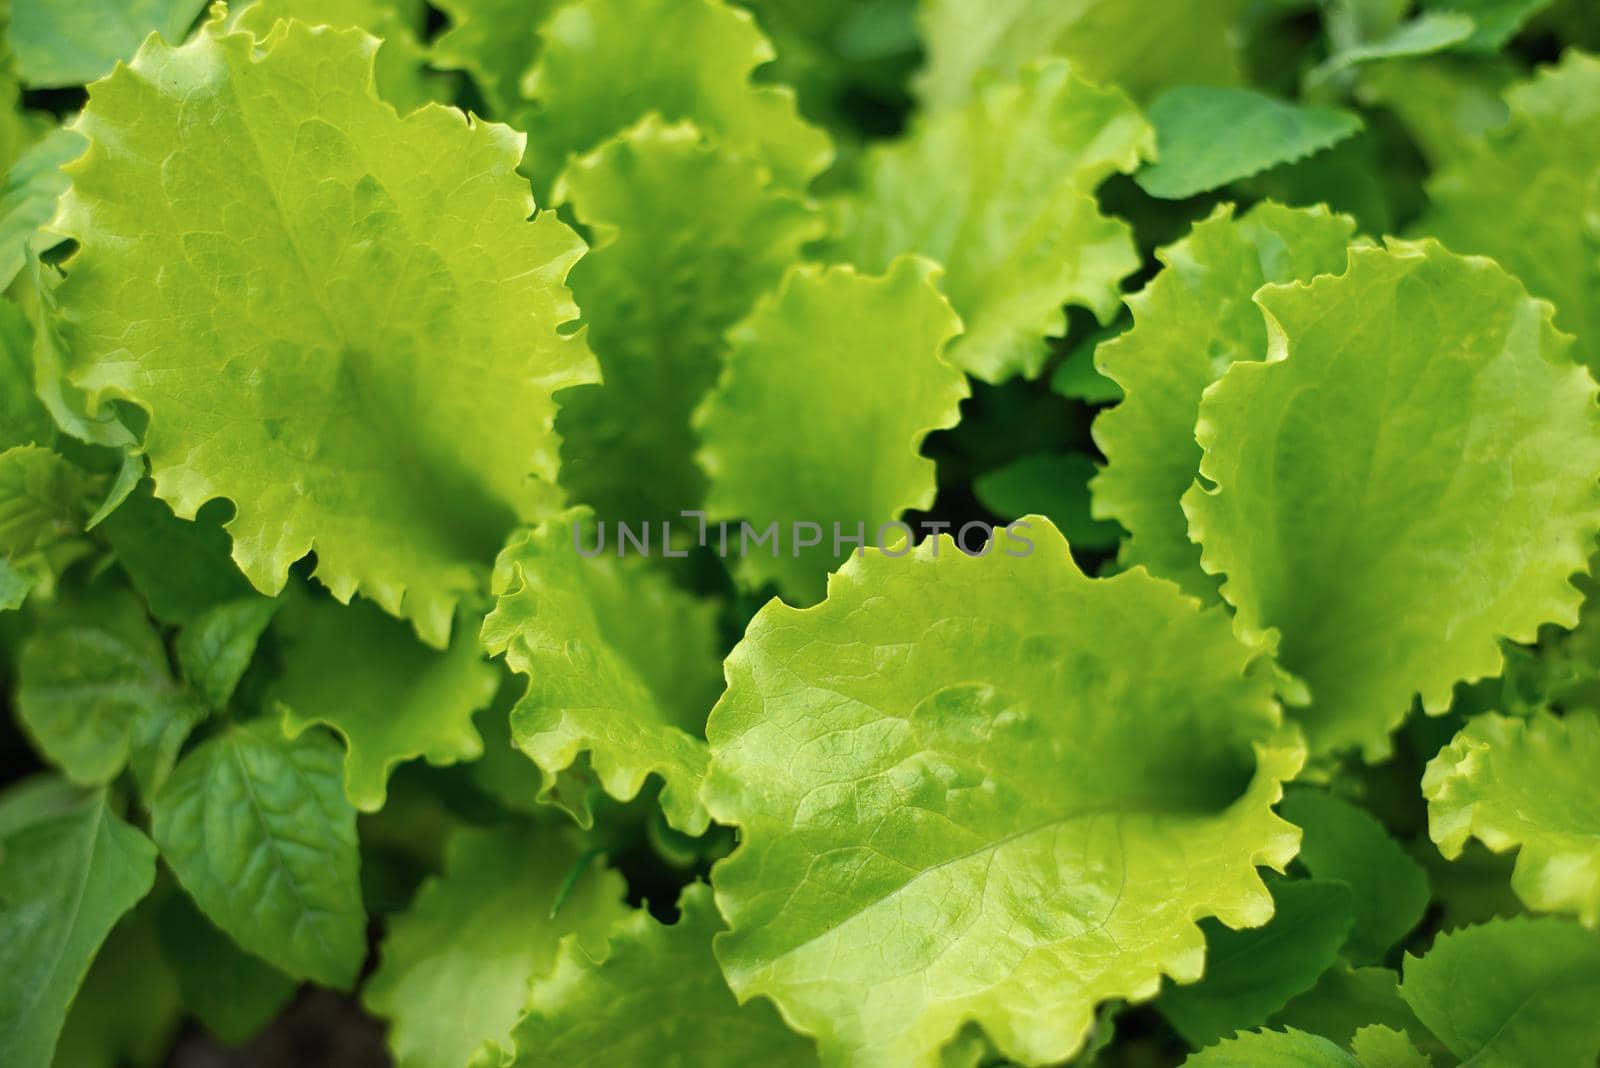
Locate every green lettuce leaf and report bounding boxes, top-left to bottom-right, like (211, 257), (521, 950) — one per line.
(831, 59), (1151, 382)
(492, 883), (817, 1066)
(1091, 203), (1357, 599)
(0, 127), (83, 290)
(481, 509), (724, 832)
(0, 782), (156, 1068)
(915, 0), (1253, 110)
(1423, 710), (1600, 926)
(1279, 790), (1430, 962)
(431, 0), (566, 116)
(1137, 88), (1363, 200)
(150, 722), (367, 988)
(273, 587), (499, 811)
(516, 0), (831, 199)
(1400, 916), (1600, 1065)
(1184, 240), (1600, 758)
(554, 116), (821, 527)
(6, 0), (207, 87)
(17, 580), (207, 795)
(704, 518), (1305, 1067)
(230, 0), (443, 112)
(364, 824), (629, 1068)
(1419, 50), (1600, 371)
(54, 14), (597, 648)
(695, 256), (966, 602)
(1159, 879), (1356, 1049)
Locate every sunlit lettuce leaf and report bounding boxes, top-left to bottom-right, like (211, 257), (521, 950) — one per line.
(1159, 879), (1355, 1049)
(54, 15), (597, 648)
(51, 904), (183, 1068)
(704, 518), (1305, 1067)
(915, 0), (1253, 110)
(1419, 50), (1600, 370)
(831, 60), (1151, 382)
(1279, 790), (1430, 962)
(491, 884), (817, 1066)
(273, 587), (499, 811)
(0, 781), (156, 1068)
(695, 257), (966, 602)
(6, 0), (207, 87)
(17, 580), (206, 795)
(154, 890), (296, 1046)
(482, 509), (724, 832)
(1091, 203), (1357, 599)
(516, 0), (831, 199)
(431, 0), (566, 116)
(150, 722), (367, 988)
(1423, 710), (1600, 926)
(554, 117), (821, 527)
(1400, 916), (1600, 1065)
(365, 823), (628, 1068)
(1184, 241), (1600, 759)
(1137, 89), (1363, 200)
(231, 0), (443, 112)
(0, 127), (83, 290)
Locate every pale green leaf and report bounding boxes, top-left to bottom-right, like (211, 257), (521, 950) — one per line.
(1400, 916), (1600, 1066)
(7, 0), (208, 87)
(54, 15), (597, 647)
(1423, 710), (1600, 926)
(1091, 203), (1357, 599)
(273, 587), (498, 811)
(1419, 50), (1600, 371)
(494, 884), (818, 1066)
(155, 890), (297, 1046)
(230, 0), (443, 113)
(1137, 88), (1363, 200)
(364, 823), (629, 1068)
(704, 518), (1305, 1068)
(17, 580), (206, 794)
(1160, 880), (1356, 1049)
(553, 116), (821, 527)
(431, 0), (567, 116)
(0, 127), (83, 290)
(915, 0), (1254, 110)
(481, 509), (724, 832)
(0, 784), (157, 1068)
(150, 722), (367, 988)
(832, 60), (1151, 382)
(1279, 790), (1430, 961)
(1184, 240), (1600, 759)
(695, 257), (967, 602)
(517, 0), (831, 199)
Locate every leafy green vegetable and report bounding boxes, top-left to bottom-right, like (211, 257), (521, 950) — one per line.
(273, 587), (498, 811)
(1185, 240), (1600, 758)
(1424, 710), (1600, 926)
(1137, 88), (1363, 200)
(6, 0), (208, 88)
(0, 127), (82, 289)
(696, 256), (966, 600)
(493, 884), (818, 1065)
(705, 519), (1304, 1066)
(0, 782), (157, 1068)
(482, 509), (724, 832)
(151, 722), (367, 988)
(365, 824), (628, 1068)
(55, 13), (597, 647)
(833, 59), (1151, 381)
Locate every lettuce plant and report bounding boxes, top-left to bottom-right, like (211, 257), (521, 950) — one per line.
(2, 1), (1599, 1067)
